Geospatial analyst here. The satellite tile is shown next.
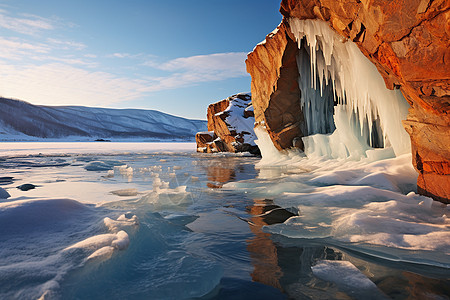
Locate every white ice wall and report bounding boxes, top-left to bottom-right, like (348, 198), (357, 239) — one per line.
(289, 18), (410, 159)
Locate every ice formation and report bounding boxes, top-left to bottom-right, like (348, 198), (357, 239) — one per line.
(287, 18), (411, 159)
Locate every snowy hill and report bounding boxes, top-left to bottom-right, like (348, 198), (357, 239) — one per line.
(0, 97), (206, 141)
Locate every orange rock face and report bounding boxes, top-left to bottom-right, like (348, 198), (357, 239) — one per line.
(247, 0), (449, 203)
(246, 20), (305, 150)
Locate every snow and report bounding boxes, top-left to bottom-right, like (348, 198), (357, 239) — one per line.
(65, 230), (130, 251)
(196, 131), (215, 136)
(252, 23), (281, 52)
(288, 18), (411, 159)
(222, 93), (257, 146)
(110, 189), (140, 197)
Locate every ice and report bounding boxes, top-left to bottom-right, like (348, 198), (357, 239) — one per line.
(254, 126), (303, 166)
(65, 230), (130, 252)
(84, 160), (124, 171)
(1, 143), (447, 298)
(224, 152), (450, 267)
(0, 187), (10, 199)
(110, 188), (139, 197)
(103, 213), (139, 232)
(0, 142), (197, 157)
(312, 260), (386, 298)
(0, 198), (101, 298)
(283, 18), (411, 160)
(86, 246), (115, 261)
(57, 210), (223, 300)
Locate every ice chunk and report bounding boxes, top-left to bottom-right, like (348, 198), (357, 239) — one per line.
(110, 188), (139, 197)
(104, 213), (139, 232)
(312, 260), (385, 298)
(86, 246), (114, 261)
(0, 187), (10, 199)
(64, 230), (130, 252)
(84, 160), (123, 171)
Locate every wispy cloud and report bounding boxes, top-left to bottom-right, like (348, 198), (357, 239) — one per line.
(0, 51), (249, 107)
(0, 36), (94, 66)
(0, 62), (148, 106)
(47, 38), (86, 51)
(142, 52), (249, 91)
(0, 37), (51, 60)
(159, 52), (247, 73)
(110, 52), (131, 58)
(0, 10), (55, 35)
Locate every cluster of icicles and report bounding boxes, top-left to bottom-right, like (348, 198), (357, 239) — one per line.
(288, 18), (410, 159)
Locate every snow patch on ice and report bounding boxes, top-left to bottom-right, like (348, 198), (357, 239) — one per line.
(65, 230), (130, 252)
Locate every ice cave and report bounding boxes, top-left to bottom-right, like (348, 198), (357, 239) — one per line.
(287, 18), (411, 160)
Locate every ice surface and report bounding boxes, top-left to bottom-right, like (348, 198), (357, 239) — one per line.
(0, 142), (197, 157)
(57, 210), (223, 300)
(1, 144), (447, 299)
(285, 18), (411, 159)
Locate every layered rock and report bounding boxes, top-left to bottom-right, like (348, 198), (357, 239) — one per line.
(246, 0), (449, 203)
(196, 93), (259, 154)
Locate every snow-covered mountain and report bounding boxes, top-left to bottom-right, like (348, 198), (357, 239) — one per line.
(0, 97), (206, 141)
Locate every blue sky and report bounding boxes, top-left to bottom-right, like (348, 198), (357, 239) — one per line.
(0, 0), (281, 119)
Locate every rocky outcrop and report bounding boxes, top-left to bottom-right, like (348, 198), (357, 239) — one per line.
(246, 21), (305, 150)
(196, 93), (259, 154)
(246, 0), (449, 203)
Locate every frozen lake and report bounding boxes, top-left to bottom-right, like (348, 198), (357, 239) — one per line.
(0, 143), (448, 299)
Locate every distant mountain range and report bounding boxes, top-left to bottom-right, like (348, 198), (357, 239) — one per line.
(0, 97), (206, 141)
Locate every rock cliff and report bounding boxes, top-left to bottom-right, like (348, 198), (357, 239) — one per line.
(196, 93), (259, 154)
(246, 0), (449, 203)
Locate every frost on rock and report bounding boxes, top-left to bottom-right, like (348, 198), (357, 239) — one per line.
(195, 93), (259, 155)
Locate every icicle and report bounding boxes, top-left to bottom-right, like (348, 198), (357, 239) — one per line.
(289, 18), (410, 159)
